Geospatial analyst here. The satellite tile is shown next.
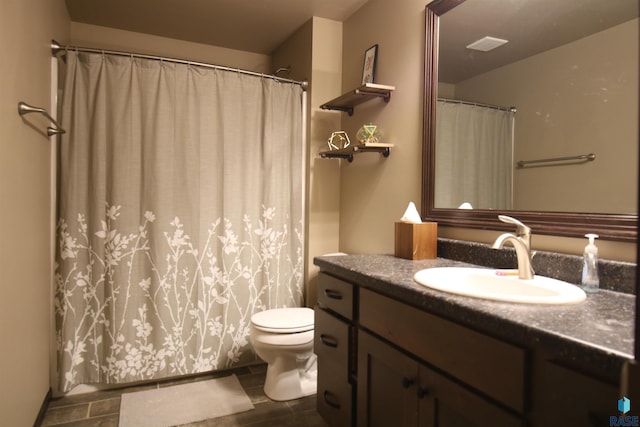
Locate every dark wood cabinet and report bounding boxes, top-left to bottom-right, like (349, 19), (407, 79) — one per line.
(530, 359), (619, 427)
(357, 324), (523, 427)
(315, 269), (622, 427)
(358, 287), (525, 413)
(315, 273), (356, 426)
(357, 331), (419, 426)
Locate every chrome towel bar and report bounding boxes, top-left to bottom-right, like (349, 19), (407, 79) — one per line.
(17, 102), (65, 136)
(517, 153), (595, 168)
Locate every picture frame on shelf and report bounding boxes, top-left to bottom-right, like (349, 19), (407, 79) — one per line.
(361, 44), (378, 84)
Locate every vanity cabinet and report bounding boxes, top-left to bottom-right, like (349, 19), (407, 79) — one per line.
(316, 271), (525, 426)
(530, 359), (618, 427)
(358, 288), (524, 427)
(315, 256), (630, 427)
(358, 331), (523, 427)
(315, 273), (357, 426)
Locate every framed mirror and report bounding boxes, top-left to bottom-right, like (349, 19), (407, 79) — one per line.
(422, 0), (638, 241)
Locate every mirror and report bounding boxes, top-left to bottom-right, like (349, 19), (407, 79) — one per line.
(422, 0), (638, 241)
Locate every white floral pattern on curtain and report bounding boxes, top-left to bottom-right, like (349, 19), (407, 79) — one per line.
(55, 51), (304, 392)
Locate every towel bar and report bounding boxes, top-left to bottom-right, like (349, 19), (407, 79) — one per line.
(517, 153), (595, 168)
(18, 102), (65, 136)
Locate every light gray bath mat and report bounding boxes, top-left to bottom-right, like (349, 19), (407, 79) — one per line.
(119, 374), (254, 427)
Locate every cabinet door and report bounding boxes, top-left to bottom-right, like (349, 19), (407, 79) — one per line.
(418, 365), (523, 427)
(358, 331), (523, 427)
(358, 331), (419, 427)
(531, 360), (619, 427)
(360, 288), (525, 412)
(315, 308), (351, 373)
(317, 359), (353, 427)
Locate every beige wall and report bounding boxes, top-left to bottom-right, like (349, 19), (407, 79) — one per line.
(70, 22), (271, 74)
(339, 0), (428, 255)
(454, 18), (638, 214)
(307, 18), (343, 306)
(0, 0), (70, 425)
(340, 0), (636, 262)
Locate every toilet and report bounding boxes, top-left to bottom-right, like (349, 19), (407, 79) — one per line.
(250, 307), (317, 401)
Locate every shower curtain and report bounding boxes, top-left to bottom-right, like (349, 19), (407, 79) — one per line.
(54, 51), (304, 392)
(435, 101), (514, 210)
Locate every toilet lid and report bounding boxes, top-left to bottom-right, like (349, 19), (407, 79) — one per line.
(251, 307), (314, 333)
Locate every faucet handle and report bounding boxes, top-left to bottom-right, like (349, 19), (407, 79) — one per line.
(498, 215), (531, 236)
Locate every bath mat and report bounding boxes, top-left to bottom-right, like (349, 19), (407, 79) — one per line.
(119, 374), (254, 427)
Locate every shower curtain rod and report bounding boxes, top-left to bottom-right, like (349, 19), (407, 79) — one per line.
(438, 97), (516, 113)
(51, 40), (308, 90)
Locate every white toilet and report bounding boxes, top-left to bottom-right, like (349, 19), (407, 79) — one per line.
(250, 307), (317, 401)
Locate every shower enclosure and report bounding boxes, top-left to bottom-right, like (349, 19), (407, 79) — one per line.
(53, 46), (307, 392)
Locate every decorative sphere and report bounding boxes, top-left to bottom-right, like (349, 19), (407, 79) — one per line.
(357, 124), (382, 144)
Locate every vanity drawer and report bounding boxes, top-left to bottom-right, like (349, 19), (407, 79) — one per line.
(315, 308), (351, 372)
(359, 288), (526, 413)
(317, 358), (353, 427)
(318, 272), (354, 320)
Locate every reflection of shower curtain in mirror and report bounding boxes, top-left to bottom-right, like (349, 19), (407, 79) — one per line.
(435, 101), (514, 210)
(54, 51), (304, 392)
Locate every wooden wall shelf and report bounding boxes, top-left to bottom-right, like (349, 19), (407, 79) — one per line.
(320, 83), (395, 116)
(319, 143), (394, 162)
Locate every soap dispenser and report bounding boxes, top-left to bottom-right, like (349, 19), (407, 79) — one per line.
(581, 233), (599, 293)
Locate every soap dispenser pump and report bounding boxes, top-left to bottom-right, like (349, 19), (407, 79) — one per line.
(581, 233), (599, 293)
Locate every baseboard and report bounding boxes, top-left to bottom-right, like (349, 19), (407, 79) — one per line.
(33, 388), (52, 427)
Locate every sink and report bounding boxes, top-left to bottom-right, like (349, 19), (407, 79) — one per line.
(413, 267), (586, 304)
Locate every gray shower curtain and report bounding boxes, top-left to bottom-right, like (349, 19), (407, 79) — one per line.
(435, 100), (514, 210)
(55, 51), (304, 392)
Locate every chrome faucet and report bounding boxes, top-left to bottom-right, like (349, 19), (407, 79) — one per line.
(491, 215), (535, 280)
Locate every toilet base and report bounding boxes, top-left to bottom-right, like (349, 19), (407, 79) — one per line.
(263, 354), (317, 401)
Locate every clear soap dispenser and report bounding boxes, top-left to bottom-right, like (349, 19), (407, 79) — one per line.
(581, 233), (599, 293)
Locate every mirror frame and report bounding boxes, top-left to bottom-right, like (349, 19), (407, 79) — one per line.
(422, 0), (638, 242)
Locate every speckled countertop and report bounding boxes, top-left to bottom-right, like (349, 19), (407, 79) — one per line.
(314, 253), (635, 382)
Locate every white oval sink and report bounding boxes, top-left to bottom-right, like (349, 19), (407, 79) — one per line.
(414, 267), (586, 305)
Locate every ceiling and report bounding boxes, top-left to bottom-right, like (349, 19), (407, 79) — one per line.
(64, 0), (368, 55)
(439, 0), (639, 83)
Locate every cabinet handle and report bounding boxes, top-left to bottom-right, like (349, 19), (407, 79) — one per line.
(417, 387), (430, 399)
(324, 289), (343, 300)
(402, 377), (415, 389)
(324, 391), (341, 410)
(320, 334), (339, 348)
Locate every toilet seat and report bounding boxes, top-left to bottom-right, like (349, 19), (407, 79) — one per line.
(252, 328), (314, 346)
(251, 307), (314, 333)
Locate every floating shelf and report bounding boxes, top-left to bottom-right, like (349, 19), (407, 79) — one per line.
(320, 83), (396, 116)
(319, 143), (394, 162)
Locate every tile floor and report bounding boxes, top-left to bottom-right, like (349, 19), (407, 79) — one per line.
(40, 364), (329, 426)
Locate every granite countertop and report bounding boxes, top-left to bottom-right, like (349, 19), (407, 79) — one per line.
(314, 254), (636, 381)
